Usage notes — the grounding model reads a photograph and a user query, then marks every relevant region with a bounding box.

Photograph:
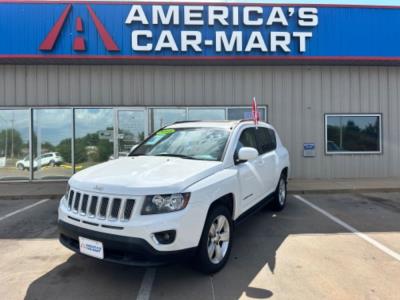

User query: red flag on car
[251,97,259,125]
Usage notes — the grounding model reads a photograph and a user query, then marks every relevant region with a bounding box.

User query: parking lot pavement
[0,193,399,300]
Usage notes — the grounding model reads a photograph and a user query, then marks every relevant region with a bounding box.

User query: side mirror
[238,147,259,162]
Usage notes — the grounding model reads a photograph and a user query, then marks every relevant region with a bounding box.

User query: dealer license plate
[79,237,104,259]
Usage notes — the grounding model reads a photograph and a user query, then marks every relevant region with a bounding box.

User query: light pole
[10,112,14,158]
[0,114,9,158]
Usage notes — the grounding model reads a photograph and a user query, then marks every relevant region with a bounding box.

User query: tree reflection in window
[326,115,381,153]
[75,109,114,170]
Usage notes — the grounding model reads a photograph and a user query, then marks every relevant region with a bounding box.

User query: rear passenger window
[255,127,276,154]
[268,129,277,150]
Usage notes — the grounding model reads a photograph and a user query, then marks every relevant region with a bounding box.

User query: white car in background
[58,120,290,273]
[16,152,63,170]
[36,152,63,167]
[16,156,38,171]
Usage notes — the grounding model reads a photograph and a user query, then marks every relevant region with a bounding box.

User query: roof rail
[172,120,203,124]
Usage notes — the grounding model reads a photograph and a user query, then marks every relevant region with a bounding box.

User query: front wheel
[194,205,233,274]
[270,174,287,211]
[17,164,25,171]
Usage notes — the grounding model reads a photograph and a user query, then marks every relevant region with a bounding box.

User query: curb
[288,188,400,194]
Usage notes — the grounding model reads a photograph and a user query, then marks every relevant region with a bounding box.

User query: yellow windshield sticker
[156,128,175,135]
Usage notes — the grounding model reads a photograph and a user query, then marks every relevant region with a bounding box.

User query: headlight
[141,193,190,215]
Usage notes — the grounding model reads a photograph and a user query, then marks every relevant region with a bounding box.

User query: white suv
[58,120,290,273]
[36,152,63,167]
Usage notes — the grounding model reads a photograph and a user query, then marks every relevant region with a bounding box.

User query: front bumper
[59,220,196,266]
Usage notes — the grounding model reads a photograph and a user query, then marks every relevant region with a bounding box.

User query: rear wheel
[270,174,287,211]
[195,205,233,274]
[49,160,56,167]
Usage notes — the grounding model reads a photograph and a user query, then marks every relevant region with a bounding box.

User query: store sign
[124,5,317,54]
[0,2,399,61]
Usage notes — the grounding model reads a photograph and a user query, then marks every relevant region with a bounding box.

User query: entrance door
[116,109,147,158]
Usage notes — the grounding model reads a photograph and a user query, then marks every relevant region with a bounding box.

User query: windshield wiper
[154,153,198,160]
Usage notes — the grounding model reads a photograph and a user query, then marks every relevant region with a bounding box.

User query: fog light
[153,230,176,245]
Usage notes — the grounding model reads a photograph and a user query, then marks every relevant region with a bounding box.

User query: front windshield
[130,127,230,161]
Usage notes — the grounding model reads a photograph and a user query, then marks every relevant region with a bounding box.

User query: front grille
[111,198,121,219]
[68,190,74,208]
[68,189,135,222]
[124,199,135,221]
[89,196,98,216]
[80,194,89,215]
[99,197,109,218]
[73,192,81,212]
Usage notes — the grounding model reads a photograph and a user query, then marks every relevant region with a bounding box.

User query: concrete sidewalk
[0,178,399,200]
[289,177,400,194]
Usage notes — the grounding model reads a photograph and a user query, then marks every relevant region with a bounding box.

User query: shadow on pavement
[24,254,145,300]
[21,193,400,299]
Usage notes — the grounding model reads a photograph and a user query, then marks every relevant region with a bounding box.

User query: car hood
[70,156,223,195]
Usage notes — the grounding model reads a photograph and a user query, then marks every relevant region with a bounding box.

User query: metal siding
[4,65,15,106]
[0,64,399,179]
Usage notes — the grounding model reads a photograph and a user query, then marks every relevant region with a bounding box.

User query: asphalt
[0,177,399,200]
[0,192,399,299]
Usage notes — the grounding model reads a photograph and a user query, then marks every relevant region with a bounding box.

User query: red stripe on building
[39,4,72,51]
[76,17,83,32]
[73,36,86,51]
[86,5,119,52]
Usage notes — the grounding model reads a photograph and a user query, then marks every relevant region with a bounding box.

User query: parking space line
[0,199,50,222]
[294,195,400,262]
[136,268,156,300]
[209,276,216,300]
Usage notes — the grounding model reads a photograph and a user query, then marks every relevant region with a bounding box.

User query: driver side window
[234,128,258,163]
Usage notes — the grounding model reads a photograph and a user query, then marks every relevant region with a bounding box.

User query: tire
[17,164,25,171]
[270,173,288,212]
[49,160,56,167]
[194,205,233,274]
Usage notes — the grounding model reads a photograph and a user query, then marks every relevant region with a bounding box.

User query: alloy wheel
[278,178,286,206]
[207,215,230,264]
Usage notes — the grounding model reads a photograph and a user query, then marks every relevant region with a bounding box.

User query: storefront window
[117,110,146,157]
[33,109,73,179]
[75,109,114,171]
[227,107,267,122]
[150,108,186,132]
[0,110,30,180]
[0,105,268,181]
[188,108,226,121]
[325,114,382,154]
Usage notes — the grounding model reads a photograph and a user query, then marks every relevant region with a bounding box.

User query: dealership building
[0,0,399,181]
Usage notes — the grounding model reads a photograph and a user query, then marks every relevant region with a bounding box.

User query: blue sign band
[0,2,399,60]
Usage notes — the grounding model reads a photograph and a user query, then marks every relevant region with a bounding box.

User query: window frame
[324,113,383,155]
